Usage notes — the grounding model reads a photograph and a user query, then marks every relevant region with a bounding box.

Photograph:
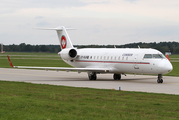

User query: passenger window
[118,57,120,60]
[144,54,152,58]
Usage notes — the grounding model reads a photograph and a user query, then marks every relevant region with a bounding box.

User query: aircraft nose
[158,59,173,73]
[165,62,173,73]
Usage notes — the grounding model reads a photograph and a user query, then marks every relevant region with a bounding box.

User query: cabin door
[133,54,139,69]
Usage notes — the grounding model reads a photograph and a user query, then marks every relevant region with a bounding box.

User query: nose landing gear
[157,74,163,83]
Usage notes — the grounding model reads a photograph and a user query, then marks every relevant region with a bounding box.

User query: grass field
[0,52,179,119]
[0,81,179,120]
[0,52,71,68]
[0,52,178,76]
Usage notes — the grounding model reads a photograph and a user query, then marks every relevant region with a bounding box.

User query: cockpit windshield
[144,54,152,58]
[144,54,166,59]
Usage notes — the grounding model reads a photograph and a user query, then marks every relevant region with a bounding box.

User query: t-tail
[35,26,78,60]
[56,26,74,50]
[35,26,75,50]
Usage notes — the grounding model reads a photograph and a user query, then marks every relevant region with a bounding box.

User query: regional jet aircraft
[7,26,173,83]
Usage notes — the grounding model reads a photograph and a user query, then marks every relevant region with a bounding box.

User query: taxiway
[0,68,179,95]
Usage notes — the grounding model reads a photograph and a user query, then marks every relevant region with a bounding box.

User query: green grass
[0,81,179,120]
[0,52,70,68]
[0,52,179,119]
[165,62,179,76]
[169,55,179,58]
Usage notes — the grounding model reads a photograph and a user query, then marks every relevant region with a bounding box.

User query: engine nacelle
[59,48,78,60]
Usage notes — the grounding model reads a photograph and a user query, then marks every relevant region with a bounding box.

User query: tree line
[3,43,61,53]
[75,41,179,54]
[2,41,179,54]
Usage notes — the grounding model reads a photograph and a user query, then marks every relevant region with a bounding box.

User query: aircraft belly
[72,61,107,68]
[114,62,137,73]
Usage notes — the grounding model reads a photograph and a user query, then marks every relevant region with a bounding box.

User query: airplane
[7,26,173,83]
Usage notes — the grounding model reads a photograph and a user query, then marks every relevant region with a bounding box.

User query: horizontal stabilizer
[34,26,76,50]
[34,26,76,31]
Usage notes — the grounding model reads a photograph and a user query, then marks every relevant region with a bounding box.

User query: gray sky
[1,0,179,45]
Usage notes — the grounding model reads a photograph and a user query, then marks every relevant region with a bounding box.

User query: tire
[113,74,117,80]
[93,75,97,80]
[113,74,121,80]
[160,79,163,83]
[118,74,121,80]
[89,75,93,80]
[157,79,160,83]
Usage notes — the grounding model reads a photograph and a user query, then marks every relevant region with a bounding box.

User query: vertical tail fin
[35,26,75,50]
[56,26,74,50]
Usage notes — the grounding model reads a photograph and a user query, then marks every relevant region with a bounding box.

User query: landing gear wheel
[113,74,117,80]
[113,74,121,80]
[157,79,160,83]
[160,79,163,83]
[157,79,163,83]
[89,75,93,80]
[88,72,97,80]
[157,74,163,83]
[93,75,97,80]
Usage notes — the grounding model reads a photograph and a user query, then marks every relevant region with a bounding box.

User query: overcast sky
[1,0,179,45]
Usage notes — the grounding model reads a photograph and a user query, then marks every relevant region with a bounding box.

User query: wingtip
[166,54,170,61]
[7,55,14,68]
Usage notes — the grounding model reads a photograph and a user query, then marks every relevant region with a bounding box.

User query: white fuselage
[62,48,173,75]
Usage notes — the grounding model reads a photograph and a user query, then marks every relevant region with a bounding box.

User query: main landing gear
[88,72,122,80]
[113,74,121,80]
[88,72,97,80]
[157,74,163,83]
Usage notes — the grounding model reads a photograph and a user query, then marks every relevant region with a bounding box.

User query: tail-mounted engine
[59,48,78,60]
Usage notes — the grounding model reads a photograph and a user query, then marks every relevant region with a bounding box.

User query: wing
[7,55,109,73]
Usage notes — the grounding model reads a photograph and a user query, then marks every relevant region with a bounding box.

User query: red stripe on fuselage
[75,60,150,64]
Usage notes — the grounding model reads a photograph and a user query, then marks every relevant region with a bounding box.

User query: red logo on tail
[61,36,67,49]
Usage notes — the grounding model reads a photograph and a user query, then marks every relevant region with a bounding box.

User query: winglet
[7,55,14,68]
[166,54,170,61]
